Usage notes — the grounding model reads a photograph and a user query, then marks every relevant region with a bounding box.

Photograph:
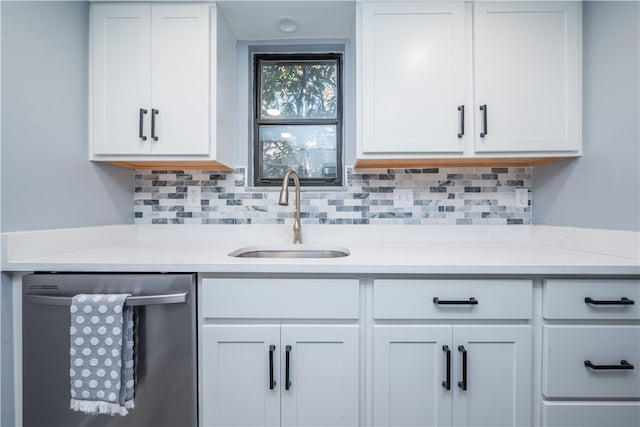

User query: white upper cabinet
[474,1,581,153]
[356,1,582,164]
[91,3,235,168]
[359,1,467,155]
[149,5,210,155]
[92,5,151,156]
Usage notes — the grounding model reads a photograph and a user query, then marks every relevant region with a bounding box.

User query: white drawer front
[543,326,640,398]
[544,279,640,320]
[373,280,532,320]
[201,278,359,319]
[542,402,640,427]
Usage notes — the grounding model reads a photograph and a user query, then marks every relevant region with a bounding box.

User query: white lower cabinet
[452,326,532,427]
[200,278,360,427]
[202,325,280,427]
[541,279,640,427]
[373,326,452,427]
[199,277,640,427]
[372,279,533,427]
[202,324,359,427]
[280,326,359,427]
[373,325,532,427]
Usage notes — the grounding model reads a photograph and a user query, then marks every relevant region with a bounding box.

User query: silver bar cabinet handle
[24,292,189,307]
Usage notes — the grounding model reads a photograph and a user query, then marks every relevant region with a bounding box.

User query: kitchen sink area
[229,246,350,259]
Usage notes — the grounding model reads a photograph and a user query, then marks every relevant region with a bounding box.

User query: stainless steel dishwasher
[22,273,197,427]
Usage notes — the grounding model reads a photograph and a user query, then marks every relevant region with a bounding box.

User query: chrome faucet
[278,169,302,244]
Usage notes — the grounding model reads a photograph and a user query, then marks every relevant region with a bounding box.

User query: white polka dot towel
[69,294,135,416]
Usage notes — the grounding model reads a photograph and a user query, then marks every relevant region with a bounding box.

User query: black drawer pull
[433,297,478,305]
[584,360,634,370]
[285,345,292,390]
[268,345,276,390]
[442,345,451,390]
[585,297,635,306]
[458,345,467,391]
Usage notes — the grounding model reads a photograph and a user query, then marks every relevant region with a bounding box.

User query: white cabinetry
[90,3,234,169]
[474,1,581,153]
[356,1,581,167]
[541,279,640,427]
[91,4,151,156]
[200,278,359,427]
[359,1,466,155]
[371,280,533,427]
[202,325,280,427]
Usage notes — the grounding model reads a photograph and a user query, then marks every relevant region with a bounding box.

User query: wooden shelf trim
[99,160,234,171]
[100,157,570,172]
[353,157,570,169]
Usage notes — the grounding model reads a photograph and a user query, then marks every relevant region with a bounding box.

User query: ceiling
[217,1,356,41]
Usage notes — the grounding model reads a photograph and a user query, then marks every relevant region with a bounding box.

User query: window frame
[252,52,344,187]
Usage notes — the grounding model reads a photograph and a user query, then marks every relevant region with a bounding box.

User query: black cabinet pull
[585,297,635,306]
[139,108,147,141]
[457,105,465,138]
[433,297,478,305]
[442,345,451,390]
[479,104,488,137]
[584,360,634,370]
[269,345,276,390]
[151,109,159,141]
[458,345,467,390]
[285,345,292,390]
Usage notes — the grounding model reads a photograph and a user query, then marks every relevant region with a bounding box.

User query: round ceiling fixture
[276,17,299,33]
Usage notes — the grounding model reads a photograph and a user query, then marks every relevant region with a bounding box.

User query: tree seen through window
[254,53,343,186]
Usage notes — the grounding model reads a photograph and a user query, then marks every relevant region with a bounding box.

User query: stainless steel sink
[229,246,350,259]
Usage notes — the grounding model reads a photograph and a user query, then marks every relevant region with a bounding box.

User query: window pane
[260,61,338,119]
[258,125,338,179]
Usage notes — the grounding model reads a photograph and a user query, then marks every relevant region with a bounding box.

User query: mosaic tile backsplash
[134,167,531,225]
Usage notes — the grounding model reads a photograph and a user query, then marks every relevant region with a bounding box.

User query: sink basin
[229,246,350,259]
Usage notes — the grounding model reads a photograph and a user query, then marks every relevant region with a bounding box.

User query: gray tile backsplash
[134,167,532,225]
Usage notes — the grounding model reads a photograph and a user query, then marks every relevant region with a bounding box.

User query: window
[253,53,343,186]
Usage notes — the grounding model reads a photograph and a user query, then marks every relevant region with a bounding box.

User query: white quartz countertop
[2,225,639,276]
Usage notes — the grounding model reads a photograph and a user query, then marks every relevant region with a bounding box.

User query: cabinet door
[150,5,210,155]
[201,325,280,427]
[452,326,532,427]
[373,325,452,427]
[474,1,580,153]
[360,1,466,154]
[281,325,359,427]
[92,4,151,155]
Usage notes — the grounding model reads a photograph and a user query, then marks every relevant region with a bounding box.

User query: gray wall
[1,1,133,232]
[534,1,640,231]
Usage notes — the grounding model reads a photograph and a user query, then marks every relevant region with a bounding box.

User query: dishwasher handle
[24,292,189,307]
